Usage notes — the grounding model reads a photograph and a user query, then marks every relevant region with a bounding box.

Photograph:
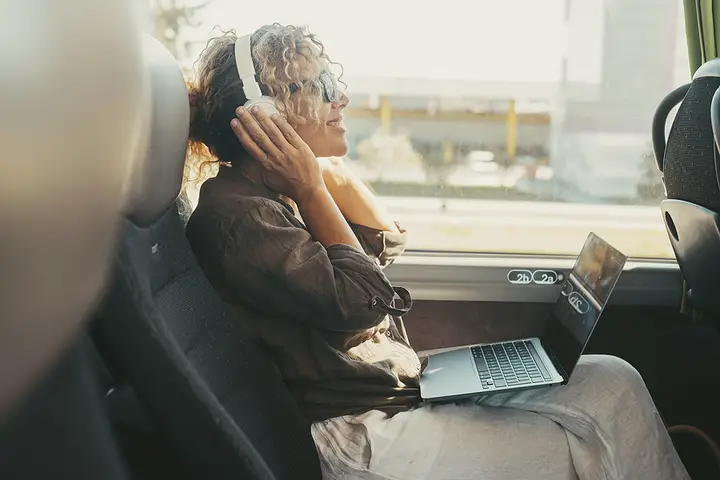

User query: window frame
[385,253,681,307]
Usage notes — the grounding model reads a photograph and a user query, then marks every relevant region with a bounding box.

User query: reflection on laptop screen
[540,233,627,378]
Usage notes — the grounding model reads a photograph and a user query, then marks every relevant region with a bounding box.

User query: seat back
[0,0,147,417]
[91,36,321,480]
[657,59,720,315]
[0,1,146,478]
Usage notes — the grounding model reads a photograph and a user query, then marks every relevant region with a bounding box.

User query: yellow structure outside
[346,98,545,162]
[506,99,517,159]
[345,102,550,126]
[379,95,392,134]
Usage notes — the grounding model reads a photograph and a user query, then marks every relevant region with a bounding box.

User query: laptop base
[420,338,564,402]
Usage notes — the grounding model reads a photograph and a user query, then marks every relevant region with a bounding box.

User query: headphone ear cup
[244,97,279,117]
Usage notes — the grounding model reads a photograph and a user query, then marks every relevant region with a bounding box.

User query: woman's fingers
[233,106,284,161]
[271,114,308,150]
[230,118,271,166]
[248,106,296,153]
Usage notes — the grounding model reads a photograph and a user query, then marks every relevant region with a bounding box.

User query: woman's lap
[313,401,575,480]
[478,354,688,479]
[311,354,689,480]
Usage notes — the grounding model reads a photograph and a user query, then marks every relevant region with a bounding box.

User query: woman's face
[287,67,350,158]
[294,90,349,158]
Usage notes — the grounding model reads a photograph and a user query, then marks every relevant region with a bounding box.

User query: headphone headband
[234,34,263,101]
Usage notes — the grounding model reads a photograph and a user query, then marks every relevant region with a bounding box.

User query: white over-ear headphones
[234,33,279,116]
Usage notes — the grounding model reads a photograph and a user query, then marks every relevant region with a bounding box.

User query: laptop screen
[540,233,627,378]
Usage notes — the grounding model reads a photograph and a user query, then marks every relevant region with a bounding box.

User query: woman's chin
[318,143,348,159]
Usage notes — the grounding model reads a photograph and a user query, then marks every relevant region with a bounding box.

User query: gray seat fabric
[91,35,321,480]
[659,59,720,316]
[662,61,720,211]
[0,336,131,480]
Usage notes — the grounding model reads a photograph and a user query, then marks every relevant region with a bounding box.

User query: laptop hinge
[541,338,570,384]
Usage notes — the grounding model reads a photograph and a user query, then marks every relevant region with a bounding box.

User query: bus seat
[0,0,147,418]
[90,35,322,480]
[0,0,146,478]
[655,59,720,316]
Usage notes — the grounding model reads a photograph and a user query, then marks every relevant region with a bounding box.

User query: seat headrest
[0,0,147,416]
[658,58,720,316]
[694,58,720,80]
[663,58,720,211]
[123,35,190,227]
[710,66,720,168]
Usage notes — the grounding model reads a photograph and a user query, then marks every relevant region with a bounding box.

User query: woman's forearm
[295,185,363,251]
[323,160,400,233]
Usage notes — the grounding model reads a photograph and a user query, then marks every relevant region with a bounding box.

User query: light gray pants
[311,355,690,480]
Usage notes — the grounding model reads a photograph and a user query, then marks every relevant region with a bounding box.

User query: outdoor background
[140,0,689,258]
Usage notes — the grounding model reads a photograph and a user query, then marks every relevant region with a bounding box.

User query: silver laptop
[420,232,627,401]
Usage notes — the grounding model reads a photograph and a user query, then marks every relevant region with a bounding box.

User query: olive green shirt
[186,166,422,422]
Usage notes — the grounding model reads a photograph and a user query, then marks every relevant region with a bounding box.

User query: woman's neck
[237,161,264,185]
[235,160,299,215]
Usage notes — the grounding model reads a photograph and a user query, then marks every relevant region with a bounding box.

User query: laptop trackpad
[420,348,480,400]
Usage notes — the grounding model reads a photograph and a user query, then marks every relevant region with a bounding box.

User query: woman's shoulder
[188,176,295,230]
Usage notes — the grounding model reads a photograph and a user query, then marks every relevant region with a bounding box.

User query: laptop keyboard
[471,341,553,389]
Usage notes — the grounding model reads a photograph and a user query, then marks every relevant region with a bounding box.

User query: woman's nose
[335,91,349,109]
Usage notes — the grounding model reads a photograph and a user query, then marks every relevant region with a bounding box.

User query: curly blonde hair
[185,24,342,183]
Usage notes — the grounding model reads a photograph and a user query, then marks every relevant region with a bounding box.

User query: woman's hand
[231,106,363,251]
[231,106,324,202]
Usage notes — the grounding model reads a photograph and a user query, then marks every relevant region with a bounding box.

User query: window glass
[150,0,689,258]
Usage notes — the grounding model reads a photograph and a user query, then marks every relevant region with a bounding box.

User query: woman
[185,24,689,479]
